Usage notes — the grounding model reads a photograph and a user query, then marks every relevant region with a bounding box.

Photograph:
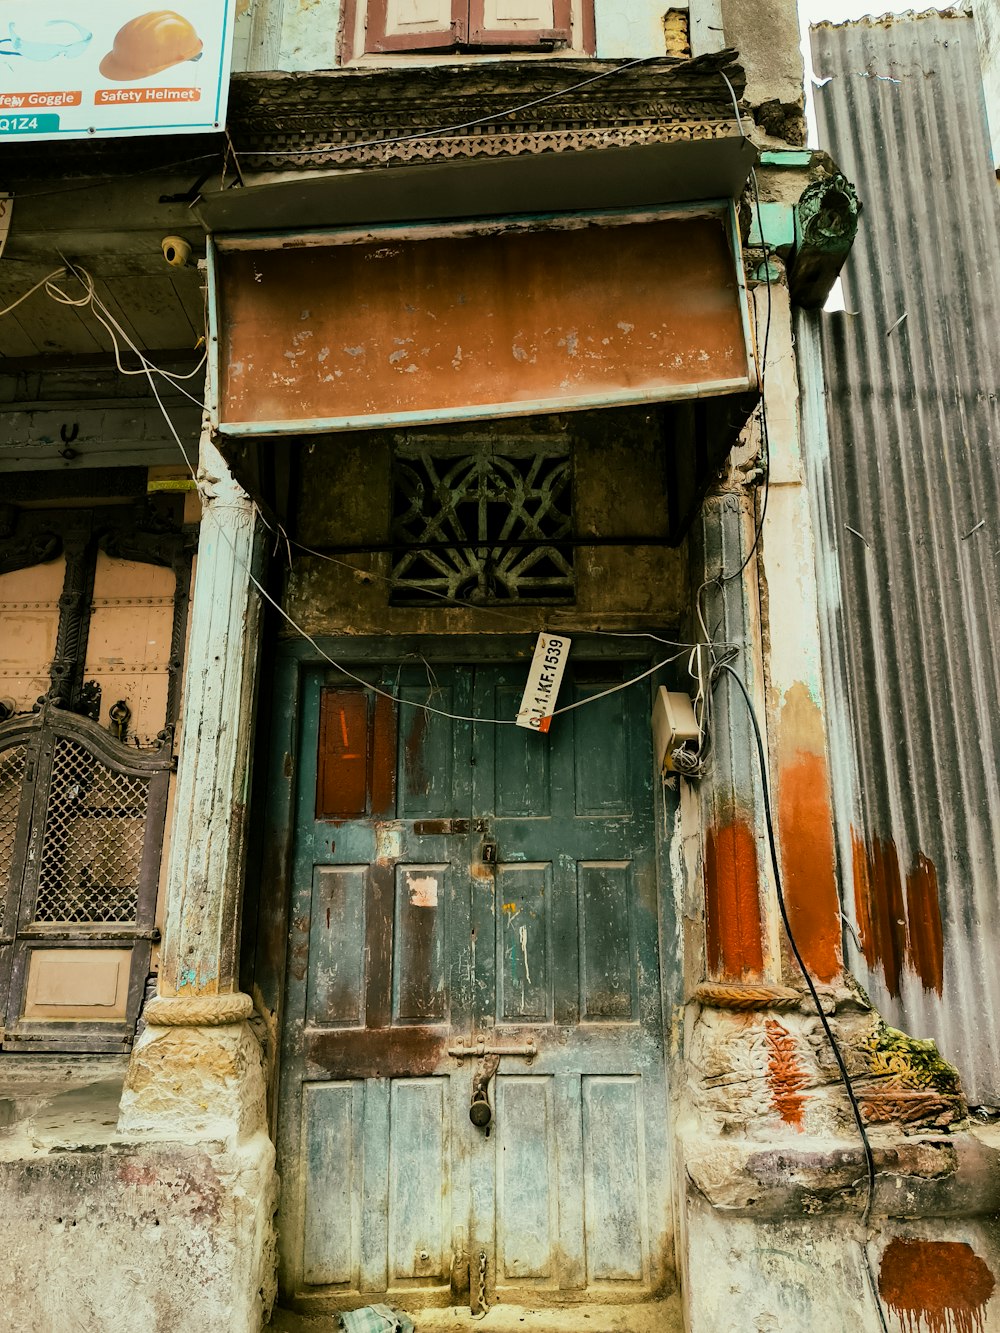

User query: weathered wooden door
[277,656,672,1313]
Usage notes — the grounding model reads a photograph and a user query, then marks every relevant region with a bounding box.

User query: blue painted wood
[306,867,367,1027]
[302,1082,359,1285]
[582,1076,645,1282]
[275,654,674,1312]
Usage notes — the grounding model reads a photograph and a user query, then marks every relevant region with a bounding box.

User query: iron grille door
[0,704,171,1052]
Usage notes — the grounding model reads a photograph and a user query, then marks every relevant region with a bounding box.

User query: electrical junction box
[652,687,701,773]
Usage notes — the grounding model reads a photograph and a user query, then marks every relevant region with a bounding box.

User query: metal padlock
[469,1093,492,1129]
[469,1051,499,1130]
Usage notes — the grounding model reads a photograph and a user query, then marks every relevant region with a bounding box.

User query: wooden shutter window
[363,0,580,53]
[365,0,466,53]
[468,0,572,47]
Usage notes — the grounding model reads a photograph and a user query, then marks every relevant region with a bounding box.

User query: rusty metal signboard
[209,205,755,436]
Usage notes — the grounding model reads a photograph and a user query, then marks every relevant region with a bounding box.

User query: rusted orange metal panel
[215,210,754,435]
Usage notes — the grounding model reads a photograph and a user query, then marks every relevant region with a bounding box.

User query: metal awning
[195,137,757,234]
[207,203,757,437]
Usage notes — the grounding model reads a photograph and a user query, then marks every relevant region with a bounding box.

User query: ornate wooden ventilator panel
[0,495,194,1051]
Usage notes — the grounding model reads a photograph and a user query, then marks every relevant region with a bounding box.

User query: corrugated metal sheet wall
[803,12,1000,1103]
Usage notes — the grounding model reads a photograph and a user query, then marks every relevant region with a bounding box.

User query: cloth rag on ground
[339,1305,415,1333]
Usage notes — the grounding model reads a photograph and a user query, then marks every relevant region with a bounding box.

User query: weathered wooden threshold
[269,1297,683,1332]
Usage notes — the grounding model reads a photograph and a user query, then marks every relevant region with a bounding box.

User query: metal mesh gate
[0,744,26,913]
[33,739,151,925]
[0,708,171,1051]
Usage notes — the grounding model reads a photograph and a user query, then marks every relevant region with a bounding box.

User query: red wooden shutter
[467,0,572,47]
[365,0,466,52]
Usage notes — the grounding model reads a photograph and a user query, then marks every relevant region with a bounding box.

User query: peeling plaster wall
[0,1139,276,1333]
[233,0,688,71]
[593,2,676,59]
[0,1056,276,1333]
[684,1207,1000,1333]
[757,278,842,986]
[719,0,805,139]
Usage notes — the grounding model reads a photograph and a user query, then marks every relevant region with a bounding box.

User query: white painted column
[151,433,264,1015]
[119,431,268,1137]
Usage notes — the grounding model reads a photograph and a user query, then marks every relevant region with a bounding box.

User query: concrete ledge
[0,1133,276,1333]
[685,1125,1000,1220]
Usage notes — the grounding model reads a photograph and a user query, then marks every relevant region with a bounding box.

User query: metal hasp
[789,172,862,308]
[449,1039,538,1058]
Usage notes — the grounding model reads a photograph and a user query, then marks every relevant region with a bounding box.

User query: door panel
[278,656,672,1311]
[302,1082,359,1285]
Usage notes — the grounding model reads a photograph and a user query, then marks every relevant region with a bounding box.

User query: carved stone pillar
[119,432,267,1137]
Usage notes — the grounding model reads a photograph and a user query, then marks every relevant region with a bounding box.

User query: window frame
[364,0,466,53]
[467,0,573,49]
[342,0,593,63]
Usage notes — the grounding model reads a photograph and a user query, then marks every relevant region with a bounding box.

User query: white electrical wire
[0,267,73,318]
[1,261,209,405]
[33,237,737,733]
[56,263,208,400]
[292,536,733,651]
[120,344,693,728]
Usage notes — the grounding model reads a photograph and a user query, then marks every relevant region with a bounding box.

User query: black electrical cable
[715,663,890,1333]
[721,166,773,585]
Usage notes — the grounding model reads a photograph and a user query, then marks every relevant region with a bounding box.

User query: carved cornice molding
[240,118,737,171]
[228,52,748,166]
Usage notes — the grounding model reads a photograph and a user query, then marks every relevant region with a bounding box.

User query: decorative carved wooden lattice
[390,440,573,604]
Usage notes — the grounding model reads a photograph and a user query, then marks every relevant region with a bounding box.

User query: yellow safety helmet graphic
[99,11,203,81]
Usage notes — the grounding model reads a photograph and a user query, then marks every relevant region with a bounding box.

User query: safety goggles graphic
[0,20,92,62]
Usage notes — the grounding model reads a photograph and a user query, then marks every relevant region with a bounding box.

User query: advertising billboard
[0,2,236,140]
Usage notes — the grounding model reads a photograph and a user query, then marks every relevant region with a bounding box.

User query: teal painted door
[277,659,672,1313]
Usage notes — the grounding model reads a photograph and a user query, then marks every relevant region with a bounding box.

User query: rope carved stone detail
[143,992,253,1026]
[693,981,804,1011]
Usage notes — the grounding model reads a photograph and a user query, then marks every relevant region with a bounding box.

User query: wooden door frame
[250,633,684,1303]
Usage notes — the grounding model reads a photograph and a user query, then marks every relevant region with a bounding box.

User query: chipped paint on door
[276,657,673,1313]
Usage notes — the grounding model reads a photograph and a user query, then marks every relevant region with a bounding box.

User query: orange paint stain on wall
[879,1238,995,1333]
[906,853,945,996]
[777,748,842,984]
[852,832,944,997]
[764,1017,808,1129]
[705,817,764,982]
[852,830,907,997]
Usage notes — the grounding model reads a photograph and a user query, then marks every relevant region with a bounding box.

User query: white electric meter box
[652,687,701,773]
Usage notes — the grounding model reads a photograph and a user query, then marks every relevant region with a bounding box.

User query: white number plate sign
[515,633,571,733]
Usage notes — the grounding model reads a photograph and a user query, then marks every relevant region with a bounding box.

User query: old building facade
[0,1,997,1330]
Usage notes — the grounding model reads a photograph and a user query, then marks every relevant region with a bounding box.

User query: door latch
[469,1052,500,1131]
[413,819,470,836]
